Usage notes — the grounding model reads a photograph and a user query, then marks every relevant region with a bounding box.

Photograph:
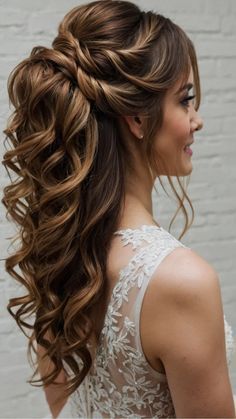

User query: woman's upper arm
[150,248,235,417]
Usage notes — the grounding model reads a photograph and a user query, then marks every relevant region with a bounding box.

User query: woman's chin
[178,164,193,177]
[156,158,193,177]
[166,164,193,177]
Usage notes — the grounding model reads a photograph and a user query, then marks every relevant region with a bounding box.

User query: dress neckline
[113,223,163,235]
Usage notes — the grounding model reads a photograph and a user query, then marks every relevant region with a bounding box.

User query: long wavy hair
[2,0,201,400]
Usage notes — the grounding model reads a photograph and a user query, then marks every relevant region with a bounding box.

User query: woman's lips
[184,145,193,156]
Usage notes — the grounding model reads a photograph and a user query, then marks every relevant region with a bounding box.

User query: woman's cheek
[172,115,190,140]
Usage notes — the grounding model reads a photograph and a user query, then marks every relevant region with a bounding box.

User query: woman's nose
[191,111,204,132]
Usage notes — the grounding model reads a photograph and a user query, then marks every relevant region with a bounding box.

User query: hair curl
[2,0,200,401]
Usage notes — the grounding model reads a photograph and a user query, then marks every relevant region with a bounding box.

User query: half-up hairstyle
[2,0,201,400]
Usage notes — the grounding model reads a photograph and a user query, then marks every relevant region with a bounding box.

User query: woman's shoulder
[149,246,220,305]
[142,246,224,351]
[141,245,225,371]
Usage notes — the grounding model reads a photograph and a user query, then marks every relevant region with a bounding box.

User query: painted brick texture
[0,0,235,417]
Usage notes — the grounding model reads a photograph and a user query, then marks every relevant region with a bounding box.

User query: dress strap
[113,224,164,249]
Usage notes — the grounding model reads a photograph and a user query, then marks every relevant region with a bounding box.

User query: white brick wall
[0,0,235,417]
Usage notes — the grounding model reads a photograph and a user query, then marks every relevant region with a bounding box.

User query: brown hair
[1,0,200,400]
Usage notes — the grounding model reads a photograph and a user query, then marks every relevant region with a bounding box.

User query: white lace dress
[58,225,235,419]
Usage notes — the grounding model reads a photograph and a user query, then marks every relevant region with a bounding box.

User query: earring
[139,133,144,139]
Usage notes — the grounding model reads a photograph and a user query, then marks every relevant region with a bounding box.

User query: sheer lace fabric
[61,225,235,419]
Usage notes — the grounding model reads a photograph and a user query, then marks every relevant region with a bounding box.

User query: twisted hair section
[1,0,200,400]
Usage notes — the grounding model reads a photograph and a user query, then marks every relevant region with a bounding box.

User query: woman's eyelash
[181,94,196,107]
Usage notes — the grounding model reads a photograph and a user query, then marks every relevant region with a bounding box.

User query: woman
[2,0,235,417]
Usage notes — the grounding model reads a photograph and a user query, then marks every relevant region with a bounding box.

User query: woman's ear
[121,115,145,139]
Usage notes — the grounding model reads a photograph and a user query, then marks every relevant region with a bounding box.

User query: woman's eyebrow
[175,82,193,95]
